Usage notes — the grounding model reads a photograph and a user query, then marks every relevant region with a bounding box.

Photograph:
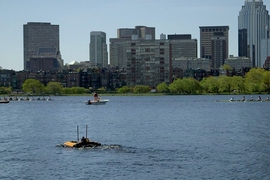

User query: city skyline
[1,0,270,71]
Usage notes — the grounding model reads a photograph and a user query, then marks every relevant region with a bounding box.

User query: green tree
[168,79,184,94]
[97,87,106,93]
[62,87,72,94]
[222,64,232,71]
[70,87,88,94]
[118,86,132,93]
[156,82,169,93]
[245,68,264,92]
[218,76,233,93]
[133,85,151,93]
[0,86,12,94]
[200,78,208,93]
[261,71,270,92]
[231,76,245,93]
[22,79,44,94]
[200,76,219,93]
[46,82,63,95]
[182,78,201,94]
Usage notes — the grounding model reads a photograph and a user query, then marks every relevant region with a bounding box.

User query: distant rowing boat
[216,99,270,102]
[0,99,9,103]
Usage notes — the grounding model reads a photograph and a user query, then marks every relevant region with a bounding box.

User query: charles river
[1,95,270,180]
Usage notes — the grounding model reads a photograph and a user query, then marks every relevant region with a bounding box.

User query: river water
[0,95,270,179]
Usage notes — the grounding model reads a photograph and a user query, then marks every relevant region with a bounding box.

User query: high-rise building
[23,22,62,71]
[89,31,108,67]
[117,26,155,40]
[199,26,229,71]
[238,29,248,57]
[211,32,227,70]
[238,0,270,68]
[199,26,229,60]
[167,34,197,60]
[110,26,156,69]
[109,38,127,69]
[124,39,172,87]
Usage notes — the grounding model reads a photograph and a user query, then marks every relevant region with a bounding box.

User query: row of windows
[201,28,227,32]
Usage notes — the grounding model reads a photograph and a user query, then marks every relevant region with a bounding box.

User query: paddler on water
[241,96,245,101]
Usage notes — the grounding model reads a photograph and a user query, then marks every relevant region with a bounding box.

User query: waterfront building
[89,31,108,68]
[124,39,172,87]
[224,56,252,71]
[238,0,270,68]
[199,26,229,74]
[110,25,156,69]
[173,58,211,72]
[109,38,127,69]
[211,32,227,71]
[199,26,229,60]
[167,34,197,60]
[23,22,63,71]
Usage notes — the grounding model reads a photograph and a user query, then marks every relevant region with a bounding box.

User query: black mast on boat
[77,125,79,142]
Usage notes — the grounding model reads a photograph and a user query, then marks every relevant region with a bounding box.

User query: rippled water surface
[1,95,270,179]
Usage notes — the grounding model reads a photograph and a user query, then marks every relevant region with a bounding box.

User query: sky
[1,0,270,71]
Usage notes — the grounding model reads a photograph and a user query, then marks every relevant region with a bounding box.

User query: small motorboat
[62,125,101,148]
[86,92,109,105]
[85,99,109,105]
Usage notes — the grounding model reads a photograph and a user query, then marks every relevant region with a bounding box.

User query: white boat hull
[85,99,109,105]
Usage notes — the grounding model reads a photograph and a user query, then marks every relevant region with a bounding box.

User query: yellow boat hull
[64,141,78,147]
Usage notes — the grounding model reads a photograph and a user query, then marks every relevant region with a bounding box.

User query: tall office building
[199,26,229,70]
[23,22,62,71]
[167,34,197,60]
[238,0,270,68]
[89,31,108,67]
[117,26,155,40]
[124,39,172,87]
[211,32,227,70]
[238,29,248,57]
[110,25,156,68]
[199,26,229,60]
[261,28,270,67]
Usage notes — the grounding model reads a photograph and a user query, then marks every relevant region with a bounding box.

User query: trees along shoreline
[1,68,270,96]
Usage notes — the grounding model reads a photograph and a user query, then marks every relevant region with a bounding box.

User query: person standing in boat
[93,92,99,102]
[81,136,86,145]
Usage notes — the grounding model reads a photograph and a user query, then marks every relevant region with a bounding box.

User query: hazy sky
[1,0,270,71]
